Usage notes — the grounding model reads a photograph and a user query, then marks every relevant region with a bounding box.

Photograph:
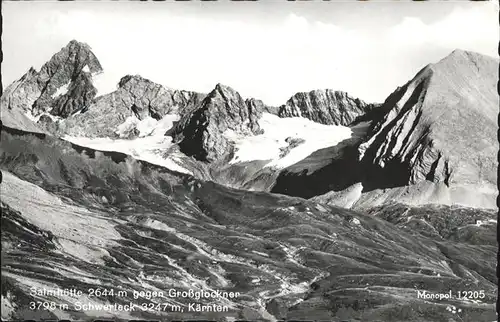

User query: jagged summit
[1,39,103,121]
[39,40,103,78]
[210,83,241,100]
[210,83,249,104]
[67,39,90,46]
[172,83,265,162]
[26,67,38,76]
[214,83,230,91]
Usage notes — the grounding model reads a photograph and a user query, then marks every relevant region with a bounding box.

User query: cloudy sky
[2,1,498,106]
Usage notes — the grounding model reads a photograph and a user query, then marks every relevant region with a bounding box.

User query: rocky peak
[358,49,497,192]
[214,83,232,93]
[278,89,372,126]
[440,49,483,63]
[200,83,263,133]
[1,40,103,120]
[37,40,102,117]
[172,83,264,162]
[36,40,102,92]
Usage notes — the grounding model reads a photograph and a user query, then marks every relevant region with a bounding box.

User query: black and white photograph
[0,1,498,321]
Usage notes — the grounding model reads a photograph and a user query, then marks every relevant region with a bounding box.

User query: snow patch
[226,113,351,169]
[252,250,270,257]
[82,65,90,73]
[41,113,62,122]
[115,114,179,138]
[182,91,191,100]
[24,110,63,124]
[115,116,139,138]
[474,219,497,227]
[139,114,179,137]
[56,238,110,265]
[53,83,70,98]
[65,113,189,174]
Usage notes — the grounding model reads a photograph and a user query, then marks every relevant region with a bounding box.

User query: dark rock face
[358,50,498,189]
[50,72,98,118]
[278,90,372,126]
[1,40,103,119]
[34,40,102,116]
[172,84,265,162]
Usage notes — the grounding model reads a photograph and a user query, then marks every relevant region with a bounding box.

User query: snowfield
[63,114,191,175]
[63,113,351,177]
[63,135,191,175]
[226,113,352,169]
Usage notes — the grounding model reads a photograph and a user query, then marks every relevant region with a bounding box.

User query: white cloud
[387,2,498,55]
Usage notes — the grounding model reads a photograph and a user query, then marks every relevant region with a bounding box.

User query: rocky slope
[1,125,497,321]
[171,84,266,162]
[1,40,102,121]
[54,75,205,138]
[278,89,373,126]
[273,50,498,210]
[360,50,497,187]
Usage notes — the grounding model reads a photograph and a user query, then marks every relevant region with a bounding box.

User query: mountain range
[1,40,498,321]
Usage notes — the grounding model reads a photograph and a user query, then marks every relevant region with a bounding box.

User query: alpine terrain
[1,40,497,322]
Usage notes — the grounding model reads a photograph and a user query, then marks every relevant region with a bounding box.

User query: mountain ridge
[278,89,375,126]
[1,41,496,210]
